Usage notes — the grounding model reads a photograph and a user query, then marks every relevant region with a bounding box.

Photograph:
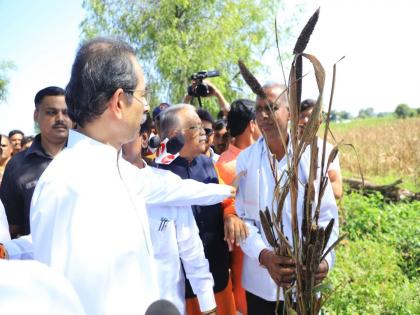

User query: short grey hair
[159,104,195,139]
[258,82,288,105]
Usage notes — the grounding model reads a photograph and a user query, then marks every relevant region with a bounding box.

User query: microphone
[155,133,185,165]
[145,299,180,315]
[149,135,161,149]
[144,134,161,156]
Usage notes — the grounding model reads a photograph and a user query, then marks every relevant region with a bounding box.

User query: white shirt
[5,162,232,260]
[0,200,10,243]
[317,137,340,173]
[133,163,231,314]
[148,204,215,315]
[0,259,85,315]
[236,137,339,301]
[30,130,159,315]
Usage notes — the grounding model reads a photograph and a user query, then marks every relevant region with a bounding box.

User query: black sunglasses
[204,128,214,137]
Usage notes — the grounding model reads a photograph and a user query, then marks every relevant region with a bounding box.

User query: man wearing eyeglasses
[30,38,158,315]
[158,104,248,315]
[234,83,339,314]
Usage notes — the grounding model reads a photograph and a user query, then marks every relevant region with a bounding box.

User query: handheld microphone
[144,134,161,156]
[149,135,161,149]
[145,299,180,315]
[155,133,185,165]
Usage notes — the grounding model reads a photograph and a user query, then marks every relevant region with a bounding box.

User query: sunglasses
[204,128,214,137]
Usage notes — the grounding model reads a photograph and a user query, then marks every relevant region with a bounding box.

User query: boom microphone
[155,133,185,165]
[145,299,180,315]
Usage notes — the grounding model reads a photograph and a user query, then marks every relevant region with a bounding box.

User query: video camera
[187,70,220,97]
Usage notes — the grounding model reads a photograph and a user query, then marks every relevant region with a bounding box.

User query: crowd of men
[0,37,341,315]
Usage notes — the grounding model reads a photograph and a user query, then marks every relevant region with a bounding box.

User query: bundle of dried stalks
[239,8,345,315]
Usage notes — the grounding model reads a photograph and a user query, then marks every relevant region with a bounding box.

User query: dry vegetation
[328,116,420,190]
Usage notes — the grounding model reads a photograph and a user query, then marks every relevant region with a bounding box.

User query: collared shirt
[139,163,233,314]
[148,202,215,314]
[317,137,340,173]
[30,130,159,315]
[236,137,339,302]
[209,147,220,163]
[0,200,10,243]
[158,155,230,297]
[0,134,53,235]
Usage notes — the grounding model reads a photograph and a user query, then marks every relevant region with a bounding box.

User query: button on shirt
[0,134,53,235]
[30,130,159,315]
[236,137,339,302]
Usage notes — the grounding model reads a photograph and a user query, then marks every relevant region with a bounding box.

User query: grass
[322,116,420,192]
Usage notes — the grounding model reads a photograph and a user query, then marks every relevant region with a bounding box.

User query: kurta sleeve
[176,207,216,312]
[137,167,232,206]
[3,234,33,259]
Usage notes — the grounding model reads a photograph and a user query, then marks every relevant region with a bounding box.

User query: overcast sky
[1,0,419,135]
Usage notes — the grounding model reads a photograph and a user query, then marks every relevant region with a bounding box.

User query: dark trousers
[246,291,284,315]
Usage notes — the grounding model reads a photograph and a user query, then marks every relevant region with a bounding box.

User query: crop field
[321,116,419,314]
[327,116,420,191]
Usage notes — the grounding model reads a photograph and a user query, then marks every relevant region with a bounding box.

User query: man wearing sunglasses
[196,108,219,163]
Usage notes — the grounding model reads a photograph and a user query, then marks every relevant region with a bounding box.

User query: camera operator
[184,80,230,118]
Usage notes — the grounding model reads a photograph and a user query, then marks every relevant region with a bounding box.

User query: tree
[394,103,415,119]
[81,0,283,114]
[0,61,15,102]
[358,107,375,119]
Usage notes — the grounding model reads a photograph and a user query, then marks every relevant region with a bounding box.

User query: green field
[321,116,420,314]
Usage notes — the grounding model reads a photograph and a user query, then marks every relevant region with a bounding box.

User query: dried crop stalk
[238,7,346,315]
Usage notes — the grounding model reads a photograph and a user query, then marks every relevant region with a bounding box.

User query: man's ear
[140,132,149,149]
[108,88,126,120]
[33,109,39,122]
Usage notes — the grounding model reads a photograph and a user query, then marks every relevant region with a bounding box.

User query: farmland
[328,116,420,191]
[322,116,420,314]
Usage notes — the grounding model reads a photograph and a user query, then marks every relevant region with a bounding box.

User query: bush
[324,240,420,314]
[340,192,420,278]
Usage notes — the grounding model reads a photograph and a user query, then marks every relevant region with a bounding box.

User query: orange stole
[186,277,236,315]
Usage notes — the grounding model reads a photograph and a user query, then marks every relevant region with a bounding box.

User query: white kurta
[138,163,231,314]
[0,200,11,243]
[0,259,85,315]
[30,130,158,315]
[6,159,232,260]
[236,137,339,302]
[148,204,215,315]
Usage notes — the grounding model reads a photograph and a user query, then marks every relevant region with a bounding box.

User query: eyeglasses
[255,102,282,115]
[204,128,214,137]
[125,88,152,106]
[183,124,205,133]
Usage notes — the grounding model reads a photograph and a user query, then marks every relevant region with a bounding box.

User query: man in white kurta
[235,83,339,314]
[31,130,158,315]
[30,38,159,315]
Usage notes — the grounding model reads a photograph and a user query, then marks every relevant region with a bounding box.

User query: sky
[1,0,419,135]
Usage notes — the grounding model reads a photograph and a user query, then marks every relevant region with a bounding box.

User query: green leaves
[81,0,279,113]
[0,61,16,103]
